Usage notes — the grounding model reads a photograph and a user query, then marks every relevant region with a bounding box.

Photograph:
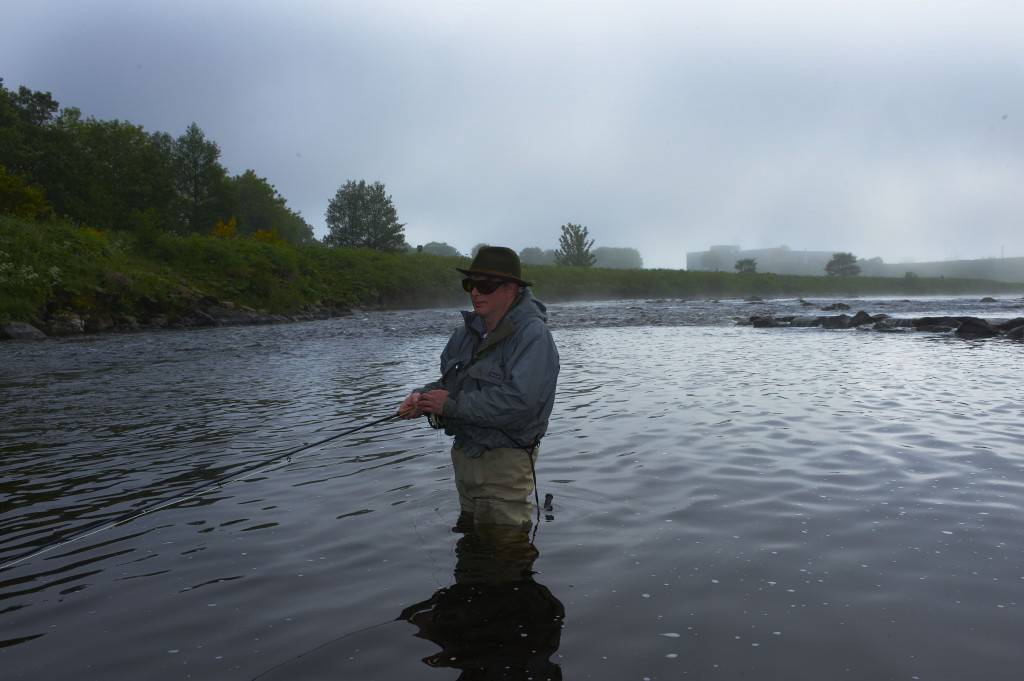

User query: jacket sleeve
[443,320,558,429]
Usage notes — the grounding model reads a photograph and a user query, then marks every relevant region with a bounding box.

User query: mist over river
[2,296,1023,680]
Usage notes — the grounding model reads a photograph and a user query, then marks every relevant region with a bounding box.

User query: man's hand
[417,389,449,415]
[398,391,422,419]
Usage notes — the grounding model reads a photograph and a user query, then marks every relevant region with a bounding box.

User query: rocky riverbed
[743,300,1024,340]
[1,296,352,341]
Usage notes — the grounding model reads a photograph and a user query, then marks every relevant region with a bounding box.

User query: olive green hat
[457,246,532,287]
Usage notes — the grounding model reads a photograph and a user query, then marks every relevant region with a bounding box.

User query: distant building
[686,245,836,276]
[686,245,1024,282]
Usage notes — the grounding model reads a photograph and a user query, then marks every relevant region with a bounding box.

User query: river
[2,296,1023,680]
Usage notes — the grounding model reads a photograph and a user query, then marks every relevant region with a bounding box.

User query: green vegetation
[4,216,1021,329]
[0,216,463,327]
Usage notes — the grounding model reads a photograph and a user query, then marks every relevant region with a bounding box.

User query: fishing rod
[0,411,404,572]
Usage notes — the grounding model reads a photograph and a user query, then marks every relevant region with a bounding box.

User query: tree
[520,247,557,265]
[59,115,179,232]
[734,258,757,274]
[173,122,229,233]
[594,246,643,269]
[324,180,407,251]
[554,223,595,267]
[226,170,314,245]
[825,252,861,276]
[420,241,462,257]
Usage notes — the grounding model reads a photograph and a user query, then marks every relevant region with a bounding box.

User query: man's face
[467,277,517,321]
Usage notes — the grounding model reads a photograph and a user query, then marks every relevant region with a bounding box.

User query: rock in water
[1006,325,1024,341]
[821,315,851,329]
[47,311,85,336]
[849,310,874,327]
[750,315,784,328]
[1,322,46,341]
[996,317,1024,332]
[789,316,822,327]
[955,317,999,338]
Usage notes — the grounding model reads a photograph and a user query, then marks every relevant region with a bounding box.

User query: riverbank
[3,216,1023,339]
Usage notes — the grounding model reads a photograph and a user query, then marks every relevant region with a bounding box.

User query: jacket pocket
[466,361,505,385]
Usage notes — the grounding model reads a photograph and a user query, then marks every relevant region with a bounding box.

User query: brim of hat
[456,267,532,287]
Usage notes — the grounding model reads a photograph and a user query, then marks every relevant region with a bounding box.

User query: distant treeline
[0,79,313,244]
[3,216,1021,331]
[520,246,643,269]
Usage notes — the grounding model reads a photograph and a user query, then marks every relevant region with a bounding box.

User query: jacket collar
[462,293,524,357]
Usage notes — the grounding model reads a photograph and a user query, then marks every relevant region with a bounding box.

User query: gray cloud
[3,0,1022,267]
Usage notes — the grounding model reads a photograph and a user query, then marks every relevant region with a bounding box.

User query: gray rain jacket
[422,289,559,457]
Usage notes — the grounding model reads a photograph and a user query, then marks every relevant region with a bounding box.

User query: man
[399,246,559,530]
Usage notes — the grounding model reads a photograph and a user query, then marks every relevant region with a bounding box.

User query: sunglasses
[461,278,506,294]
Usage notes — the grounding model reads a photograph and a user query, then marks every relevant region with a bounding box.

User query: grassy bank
[2,216,1022,329]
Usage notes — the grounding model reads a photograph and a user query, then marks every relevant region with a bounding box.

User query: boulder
[955,317,1000,338]
[913,316,961,329]
[874,318,912,332]
[1,322,46,341]
[996,317,1024,332]
[849,310,874,327]
[1006,325,1024,341]
[47,311,85,336]
[979,297,997,303]
[750,315,785,328]
[821,314,851,329]
[789,316,822,327]
[84,313,114,333]
[191,310,218,327]
[115,315,140,331]
[798,298,815,307]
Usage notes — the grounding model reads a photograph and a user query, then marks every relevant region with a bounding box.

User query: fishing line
[0,412,403,572]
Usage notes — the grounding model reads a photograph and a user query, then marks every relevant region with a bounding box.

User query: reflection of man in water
[399,246,559,530]
[399,527,565,680]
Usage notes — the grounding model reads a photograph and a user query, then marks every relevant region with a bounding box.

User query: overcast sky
[3,0,1022,268]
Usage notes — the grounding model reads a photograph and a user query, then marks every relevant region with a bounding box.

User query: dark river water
[2,296,1023,680]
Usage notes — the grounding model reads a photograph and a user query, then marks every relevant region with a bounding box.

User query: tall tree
[554,223,596,267]
[324,180,407,251]
[825,252,861,276]
[173,122,228,233]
